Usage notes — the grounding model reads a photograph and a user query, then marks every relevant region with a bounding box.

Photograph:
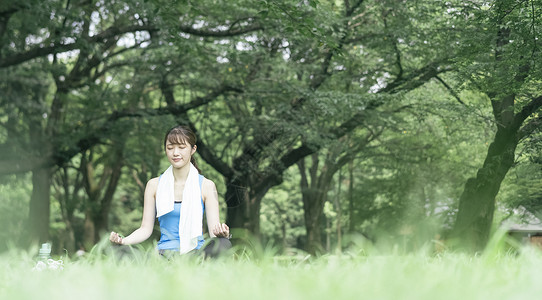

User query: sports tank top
[157,174,205,250]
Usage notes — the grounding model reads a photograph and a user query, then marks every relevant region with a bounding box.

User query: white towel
[155,163,203,254]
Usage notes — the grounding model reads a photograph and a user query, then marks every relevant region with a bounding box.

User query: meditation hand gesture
[212,223,230,238]
[109,231,124,245]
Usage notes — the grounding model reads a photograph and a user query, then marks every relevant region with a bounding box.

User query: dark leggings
[202,237,232,258]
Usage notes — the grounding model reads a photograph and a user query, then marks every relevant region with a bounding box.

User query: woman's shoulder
[142,177,159,198]
[146,177,160,189]
[201,178,217,198]
[201,177,216,189]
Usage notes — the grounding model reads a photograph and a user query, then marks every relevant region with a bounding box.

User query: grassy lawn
[1,241,542,300]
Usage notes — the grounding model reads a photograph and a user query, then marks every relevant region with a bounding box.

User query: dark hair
[164,125,201,173]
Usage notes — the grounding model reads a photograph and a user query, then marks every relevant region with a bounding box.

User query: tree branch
[346,0,365,17]
[515,95,542,128]
[434,75,465,105]
[159,80,236,178]
[178,20,262,37]
[1,8,264,69]
[0,43,81,68]
[0,24,157,68]
[0,83,241,175]
[252,58,448,193]
[296,157,309,190]
[519,114,542,140]
[381,60,452,94]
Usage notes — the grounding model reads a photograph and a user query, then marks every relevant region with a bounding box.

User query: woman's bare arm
[203,179,230,238]
[110,178,158,245]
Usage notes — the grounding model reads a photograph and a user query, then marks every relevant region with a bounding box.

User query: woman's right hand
[109,231,124,245]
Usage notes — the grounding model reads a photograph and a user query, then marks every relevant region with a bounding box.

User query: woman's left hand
[212,223,230,238]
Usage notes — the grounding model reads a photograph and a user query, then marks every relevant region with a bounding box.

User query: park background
[1,0,542,259]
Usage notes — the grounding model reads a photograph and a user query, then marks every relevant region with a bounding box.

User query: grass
[1,240,542,300]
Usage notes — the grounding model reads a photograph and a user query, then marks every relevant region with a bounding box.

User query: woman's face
[165,140,196,168]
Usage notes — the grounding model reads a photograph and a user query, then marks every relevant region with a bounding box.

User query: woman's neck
[172,163,190,183]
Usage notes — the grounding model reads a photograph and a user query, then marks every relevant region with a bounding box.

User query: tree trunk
[82,212,95,250]
[451,128,518,251]
[63,220,76,255]
[225,179,250,229]
[335,168,343,253]
[96,153,123,240]
[298,155,332,254]
[54,166,83,254]
[326,215,331,252]
[81,144,124,246]
[298,150,356,254]
[302,190,327,254]
[348,160,355,233]
[225,177,264,238]
[28,167,52,244]
[247,194,262,238]
[56,191,77,254]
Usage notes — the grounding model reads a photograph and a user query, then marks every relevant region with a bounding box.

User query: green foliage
[2,0,542,254]
[341,78,495,248]
[0,175,32,252]
[499,132,542,219]
[451,0,542,99]
[260,168,305,250]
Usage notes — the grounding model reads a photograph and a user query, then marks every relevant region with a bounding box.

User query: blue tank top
[157,175,205,250]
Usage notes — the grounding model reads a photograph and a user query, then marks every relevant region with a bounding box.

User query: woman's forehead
[166,134,188,145]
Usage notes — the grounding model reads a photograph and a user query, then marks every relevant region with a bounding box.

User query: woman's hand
[212,223,230,239]
[109,231,124,245]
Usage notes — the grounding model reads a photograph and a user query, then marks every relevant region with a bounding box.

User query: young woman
[110,125,231,257]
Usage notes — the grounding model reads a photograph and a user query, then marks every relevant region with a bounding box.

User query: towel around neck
[155,163,203,253]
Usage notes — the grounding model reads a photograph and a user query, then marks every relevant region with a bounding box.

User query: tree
[4,0,526,254]
[499,134,542,223]
[161,0,464,242]
[0,0,262,245]
[51,162,85,254]
[297,131,379,254]
[450,0,542,251]
[0,0,160,244]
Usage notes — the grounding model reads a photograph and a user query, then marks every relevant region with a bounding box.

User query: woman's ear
[191,145,197,155]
